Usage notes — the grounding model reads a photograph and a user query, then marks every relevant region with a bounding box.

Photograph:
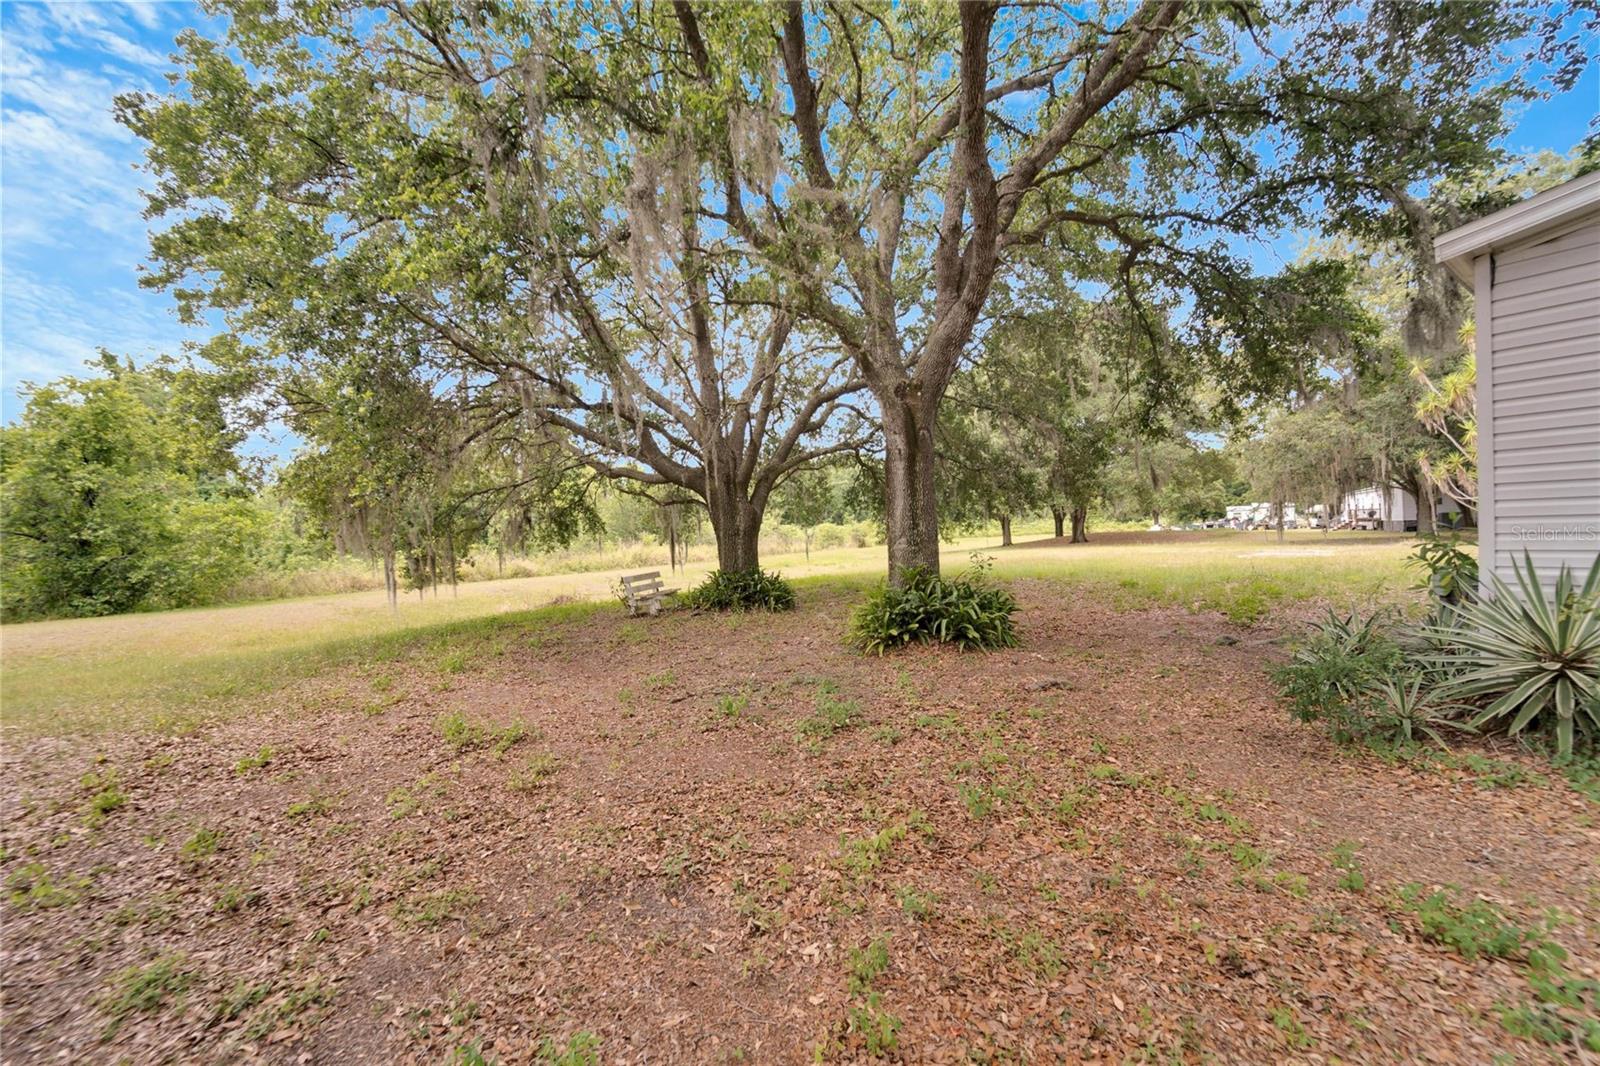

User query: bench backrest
[620,572,665,600]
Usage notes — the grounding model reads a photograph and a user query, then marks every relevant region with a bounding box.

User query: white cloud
[121,3,166,32]
[0,0,201,418]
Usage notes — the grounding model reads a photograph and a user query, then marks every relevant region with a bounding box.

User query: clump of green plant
[238,976,335,1042]
[1556,752,1600,805]
[181,827,223,861]
[714,689,751,721]
[839,823,907,880]
[1369,676,1466,748]
[1330,841,1365,892]
[1274,609,1405,730]
[234,747,275,773]
[1269,1005,1314,1050]
[101,955,193,1038]
[397,888,475,927]
[437,711,527,755]
[1424,552,1600,757]
[797,681,860,746]
[1274,609,1472,751]
[80,767,127,826]
[508,752,560,792]
[894,885,935,920]
[842,936,900,1056]
[1397,884,1532,960]
[681,568,795,612]
[534,1031,601,1065]
[1393,882,1599,1048]
[286,795,330,819]
[1500,970,1600,1051]
[214,978,273,1024]
[848,558,1019,654]
[437,711,485,750]
[732,878,783,935]
[6,862,90,909]
[214,884,263,912]
[1411,534,1479,606]
[1005,927,1063,979]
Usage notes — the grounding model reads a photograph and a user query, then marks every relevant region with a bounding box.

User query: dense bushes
[0,358,268,620]
[849,560,1019,654]
[680,568,796,612]
[1275,550,1600,757]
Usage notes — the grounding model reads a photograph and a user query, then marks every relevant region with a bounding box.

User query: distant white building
[1335,485,1466,532]
[1337,485,1416,531]
[1225,502,1298,529]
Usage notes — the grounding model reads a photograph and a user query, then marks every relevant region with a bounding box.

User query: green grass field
[0,529,1425,736]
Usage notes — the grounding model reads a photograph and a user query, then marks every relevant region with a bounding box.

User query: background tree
[937,403,1039,548]
[1242,403,1368,542]
[119,1,870,576]
[772,466,838,561]
[1309,150,1593,518]
[0,354,263,619]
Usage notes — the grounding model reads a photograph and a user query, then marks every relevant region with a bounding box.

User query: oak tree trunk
[1052,508,1066,539]
[882,392,941,584]
[1070,505,1089,544]
[706,478,763,572]
[999,515,1012,547]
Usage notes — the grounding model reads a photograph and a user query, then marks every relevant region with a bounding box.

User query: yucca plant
[1370,676,1470,749]
[1424,552,1600,756]
[1273,608,1405,727]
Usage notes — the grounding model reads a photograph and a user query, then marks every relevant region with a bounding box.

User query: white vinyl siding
[1482,218,1600,591]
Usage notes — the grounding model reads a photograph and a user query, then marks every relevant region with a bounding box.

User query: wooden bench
[619,571,678,616]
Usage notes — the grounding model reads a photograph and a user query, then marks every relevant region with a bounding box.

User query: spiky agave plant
[1370,676,1470,749]
[1425,552,1600,756]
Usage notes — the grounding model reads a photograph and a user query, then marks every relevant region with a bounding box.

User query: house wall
[1478,216,1600,593]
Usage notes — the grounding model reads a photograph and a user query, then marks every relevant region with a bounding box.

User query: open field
[0,530,1419,736]
[3,549,1596,1063]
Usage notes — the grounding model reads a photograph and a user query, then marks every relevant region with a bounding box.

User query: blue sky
[1,1,1596,433]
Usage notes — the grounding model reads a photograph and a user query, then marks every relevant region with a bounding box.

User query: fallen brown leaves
[2,582,1595,1064]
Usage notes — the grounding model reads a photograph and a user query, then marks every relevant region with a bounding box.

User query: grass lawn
[0,529,1417,736]
[11,530,1590,1064]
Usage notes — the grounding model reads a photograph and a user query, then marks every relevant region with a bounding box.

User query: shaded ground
[3,582,1593,1064]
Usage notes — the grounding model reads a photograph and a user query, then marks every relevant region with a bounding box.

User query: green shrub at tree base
[849,562,1020,655]
[680,569,796,612]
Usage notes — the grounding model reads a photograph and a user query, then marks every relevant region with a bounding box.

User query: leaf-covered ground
[3,581,1595,1063]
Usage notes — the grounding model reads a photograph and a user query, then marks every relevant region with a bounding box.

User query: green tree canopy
[1,355,263,619]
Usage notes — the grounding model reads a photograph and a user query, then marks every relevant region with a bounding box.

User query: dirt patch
[2,582,1594,1064]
